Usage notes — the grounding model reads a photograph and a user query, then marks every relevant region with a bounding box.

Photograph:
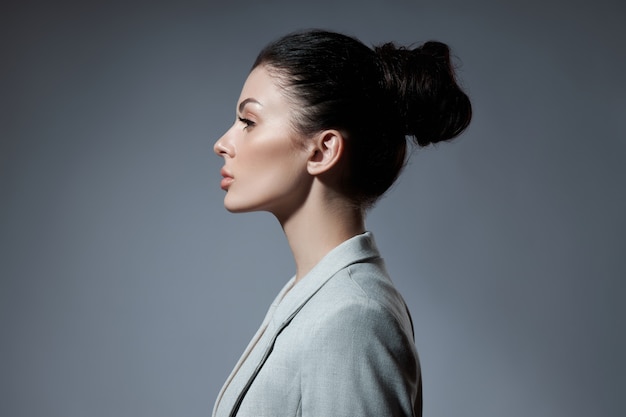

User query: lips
[220,168,234,190]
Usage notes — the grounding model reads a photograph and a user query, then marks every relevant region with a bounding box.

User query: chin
[223,197,259,214]
[224,206,248,214]
[223,202,247,213]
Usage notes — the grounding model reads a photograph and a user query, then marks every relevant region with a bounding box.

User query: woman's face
[214,66,313,218]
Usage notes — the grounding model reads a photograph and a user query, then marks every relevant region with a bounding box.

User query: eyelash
[238,117,255,130]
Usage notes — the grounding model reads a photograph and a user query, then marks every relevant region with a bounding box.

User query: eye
[238,117,255,130]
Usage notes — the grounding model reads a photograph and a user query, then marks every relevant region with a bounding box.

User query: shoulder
[293,259,415,349]
[323,260,413,328]
[293,262,421,416]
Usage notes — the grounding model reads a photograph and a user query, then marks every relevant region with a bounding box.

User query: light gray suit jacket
[212,232,421,417]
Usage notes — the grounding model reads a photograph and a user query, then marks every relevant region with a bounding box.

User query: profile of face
[214,66,314,219]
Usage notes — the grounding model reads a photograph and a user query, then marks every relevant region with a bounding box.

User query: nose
[214,130,233,158]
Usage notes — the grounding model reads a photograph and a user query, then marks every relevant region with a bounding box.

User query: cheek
[249,141,305,175]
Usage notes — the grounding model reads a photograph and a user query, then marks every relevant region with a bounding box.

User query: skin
[214,66,365,281]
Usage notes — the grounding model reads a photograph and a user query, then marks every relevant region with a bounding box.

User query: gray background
[1,0,624,416]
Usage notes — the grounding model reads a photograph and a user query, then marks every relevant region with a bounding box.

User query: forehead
[238,66,290,110]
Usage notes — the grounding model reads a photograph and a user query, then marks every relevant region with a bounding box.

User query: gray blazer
[212,232,421,417]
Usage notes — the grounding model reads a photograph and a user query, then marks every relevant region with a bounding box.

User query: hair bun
[374,41,472,146]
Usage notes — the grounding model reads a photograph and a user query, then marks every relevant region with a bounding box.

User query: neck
[277,194,365,282]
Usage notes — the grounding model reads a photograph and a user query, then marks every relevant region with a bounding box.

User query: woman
[212,30,471,417]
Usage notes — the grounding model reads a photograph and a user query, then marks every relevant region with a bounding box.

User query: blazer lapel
[212,279,295,417]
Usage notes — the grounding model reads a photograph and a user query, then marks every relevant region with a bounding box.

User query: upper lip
[220,167,233,179]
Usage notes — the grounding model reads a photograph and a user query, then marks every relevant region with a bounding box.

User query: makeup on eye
[238,116,255,129]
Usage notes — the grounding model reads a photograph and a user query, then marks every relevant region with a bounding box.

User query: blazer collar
[269,231,381,330]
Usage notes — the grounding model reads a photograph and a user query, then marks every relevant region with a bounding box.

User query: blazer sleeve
[299,297,420,417]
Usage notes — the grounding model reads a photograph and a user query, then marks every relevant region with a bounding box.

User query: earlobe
[307,130,345,176]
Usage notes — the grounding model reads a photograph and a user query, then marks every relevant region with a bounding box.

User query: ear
[306,130,346,176]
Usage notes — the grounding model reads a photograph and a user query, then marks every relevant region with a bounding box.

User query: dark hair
[253,29,472,206]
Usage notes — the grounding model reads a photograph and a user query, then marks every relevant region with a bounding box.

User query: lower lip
[220,177,234,190]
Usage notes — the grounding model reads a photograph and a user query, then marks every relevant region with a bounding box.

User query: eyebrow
[238,98,262,114]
